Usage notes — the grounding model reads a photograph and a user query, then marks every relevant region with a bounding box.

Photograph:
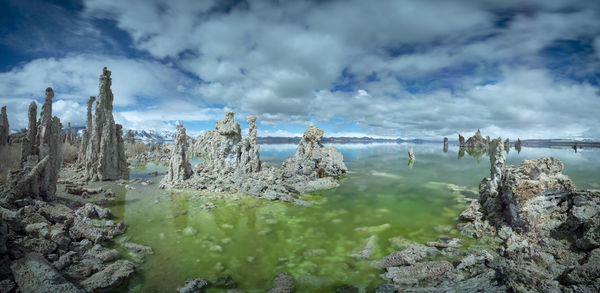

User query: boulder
[11,253,82,293]
[79,260,135,292]
[267,272,295,293]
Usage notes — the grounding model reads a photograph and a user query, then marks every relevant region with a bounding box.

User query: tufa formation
[83,68,128,181]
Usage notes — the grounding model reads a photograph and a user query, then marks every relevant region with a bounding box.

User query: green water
[101,143,600,292]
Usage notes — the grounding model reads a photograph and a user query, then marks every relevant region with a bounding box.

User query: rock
[443,137,448,152]
[164,124,192,183]
[21,102,38,161]
[215,274,237,289]
[77,96,95,166]
[84,67,128,181]
[426,237,461,248]
[11,253,82,293]
[381,260,462,286]
[458,134,465,147]
[75,203,112,219]
[281,126,347,179]
[355,223,390,233]
[0,106,8,146]
[0,279,16,293]
[238,115,261,174]
[53,251,78,270]
[504,138,510,150]
[80,260,135,292]
[267,272,295,293]
[123,242,153,255]
[515,138,522,153]
[69,220,106,243]
[177,278,208,293]
[336,285,360,293]
[407,148,415,161]
[463,129,488,149]
[565,248,600,284]
[38,88,63,199]
[459,200,483,221]
[374,246,436,268]
[350,235,377,260]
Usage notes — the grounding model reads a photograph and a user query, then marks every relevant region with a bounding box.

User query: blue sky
[0,0,599,139]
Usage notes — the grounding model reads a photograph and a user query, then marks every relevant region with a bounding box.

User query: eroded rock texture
[21,102,38,162]
[281,125,347,179]
[377,136,599,292]
[84,68,128,181]
[463,129,488,149]
[165,112,347,204]
[77,96,95,166]
[165,124,192,183]
[458,134,465,147]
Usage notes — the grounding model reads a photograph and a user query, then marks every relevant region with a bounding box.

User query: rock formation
[164,112,347,204]
[84,68,128,181]
[514,138,522,153]
[376,138,600,292]
[2,88,63,203]
[503,138,510,151]
[281,125,347,179]
[165,124,192,183]
[408,148,415,161]
[124,130,135,144]
[458,134,465,147]
[238,115,261,174]
[0,106,8,146]
[443,137,448,152]
[77,96,95,166]
[463,129,488,149]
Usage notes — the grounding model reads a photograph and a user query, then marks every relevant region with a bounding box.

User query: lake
[105,143,600,292]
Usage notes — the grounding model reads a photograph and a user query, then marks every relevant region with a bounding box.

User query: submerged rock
[177,278,208,293]
[267,272,295,293]
[84,67,128,181]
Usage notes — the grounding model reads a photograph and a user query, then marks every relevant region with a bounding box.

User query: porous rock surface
[164,124,192,183]
[4,88,63,203]
[83,68,128,181]
[376,136,600,292]
[162,112,347,204]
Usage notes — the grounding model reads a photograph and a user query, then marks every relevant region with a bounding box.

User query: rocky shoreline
[372,138,600,292]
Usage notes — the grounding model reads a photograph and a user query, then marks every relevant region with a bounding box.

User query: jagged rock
[463,129,488,149]
[443,137,448,152]
[177,278,208,293]
[458,134,465,147]
[123,242,153,255]
[77,96,95,166]
[267,272,295,293]
[84,68,128,181]
[504,138,510,150]
[238,115,261,174]
[0,106,8,146]
[79,260,135,292]
[11,252,83,293]
[281,126,347,179]
[165,124,192,183]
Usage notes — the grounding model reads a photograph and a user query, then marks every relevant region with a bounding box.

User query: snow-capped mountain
[126,129,177,144]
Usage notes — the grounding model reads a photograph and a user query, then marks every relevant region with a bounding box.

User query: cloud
[2,0,599,139]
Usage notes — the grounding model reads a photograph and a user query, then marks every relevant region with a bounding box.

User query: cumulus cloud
[1,0,599,139]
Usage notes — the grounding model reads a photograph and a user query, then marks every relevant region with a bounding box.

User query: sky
[0,0,599,139]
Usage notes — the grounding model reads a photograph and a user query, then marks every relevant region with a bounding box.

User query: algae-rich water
[106,143,600,292]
